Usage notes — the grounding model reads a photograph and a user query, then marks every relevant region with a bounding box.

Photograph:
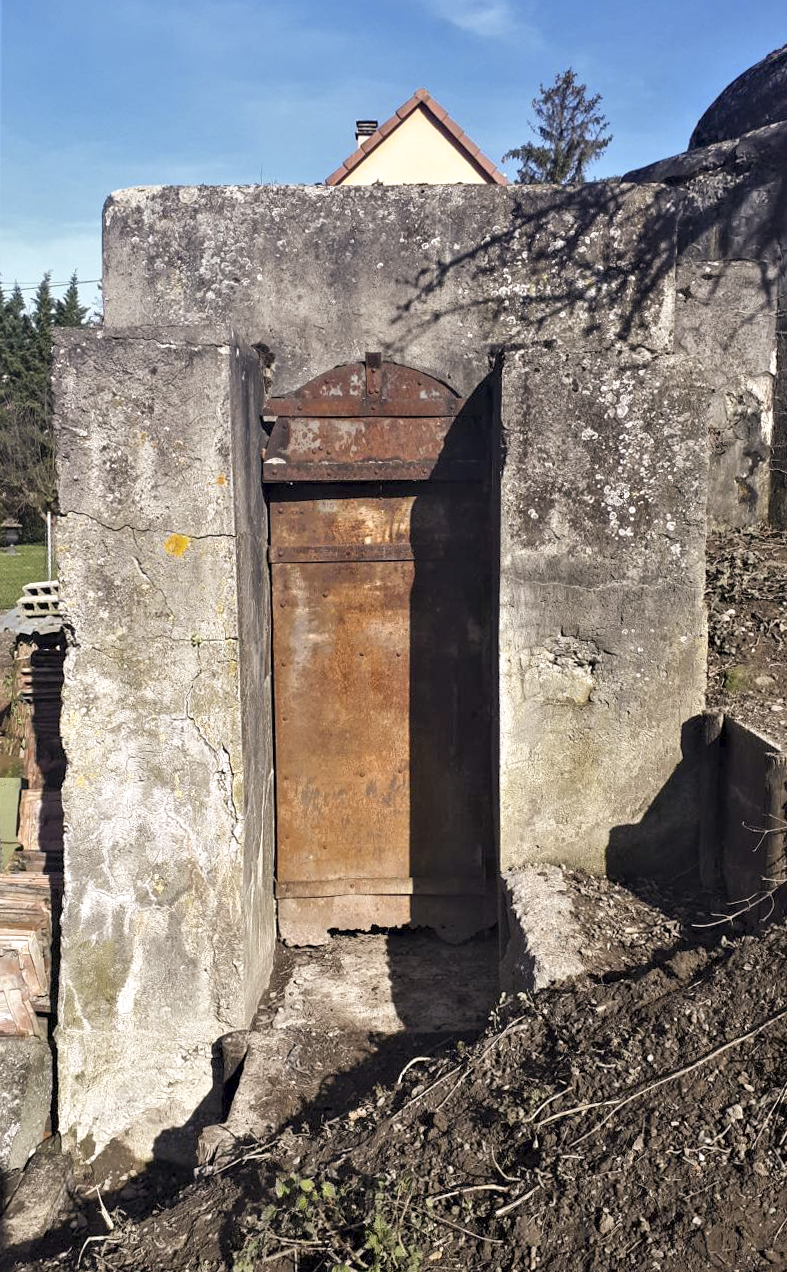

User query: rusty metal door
[263,356,494,944]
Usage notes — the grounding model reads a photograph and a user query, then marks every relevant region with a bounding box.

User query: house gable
[326,89,508,186]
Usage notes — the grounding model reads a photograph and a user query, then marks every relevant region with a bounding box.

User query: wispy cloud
[424,0,521,39]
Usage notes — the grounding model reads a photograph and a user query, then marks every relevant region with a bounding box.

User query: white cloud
[425,0,518,38]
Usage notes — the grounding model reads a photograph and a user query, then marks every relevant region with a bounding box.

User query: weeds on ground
[232,1172,423,1271]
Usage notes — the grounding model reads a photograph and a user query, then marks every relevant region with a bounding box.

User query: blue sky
[1,0,785,313]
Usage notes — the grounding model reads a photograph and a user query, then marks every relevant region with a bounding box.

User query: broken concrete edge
[0,1037,53,1175]
[500,865,586,995]
[623,118,787,185]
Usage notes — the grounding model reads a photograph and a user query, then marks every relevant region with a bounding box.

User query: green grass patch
[0,544,48,612]
[723,664,756,694]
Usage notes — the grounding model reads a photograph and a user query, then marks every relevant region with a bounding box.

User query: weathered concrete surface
[675,260,776,527]
[230,342,276,1025]
[690,44,787,149]
[53,330,275,1166]
[715,718,784,913]
[500,866,584,993]
[625,122,787,529]
[0,1038,51,1172]
[499,349,708,877]
[202,931,499,1151]
[102,183,678,398]
[0,1143,73,1257]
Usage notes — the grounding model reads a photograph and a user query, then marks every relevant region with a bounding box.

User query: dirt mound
[16,917,787,1272]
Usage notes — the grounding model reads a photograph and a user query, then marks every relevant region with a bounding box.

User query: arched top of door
[265,354,462,420]
[262,354,483,483]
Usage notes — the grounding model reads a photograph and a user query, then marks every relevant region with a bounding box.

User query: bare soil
[706,526,787,745]
[13,913,787,1272]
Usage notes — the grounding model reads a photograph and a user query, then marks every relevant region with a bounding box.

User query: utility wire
[2,279,102,291]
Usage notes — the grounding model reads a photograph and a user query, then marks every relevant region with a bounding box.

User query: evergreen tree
[0,270,88,528]
[0,285,29,398]
[504,68,612,185]
[28,272,55,425]
[55,272,88,327]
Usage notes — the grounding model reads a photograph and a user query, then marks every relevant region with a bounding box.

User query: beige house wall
[341,108,488,185]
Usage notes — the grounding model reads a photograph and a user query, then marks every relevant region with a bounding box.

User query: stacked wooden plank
[14,635,67,792]
[0,630,65,1037]
[0,877,56,1037]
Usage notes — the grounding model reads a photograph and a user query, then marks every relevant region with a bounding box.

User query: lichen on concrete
[498,347,709,877]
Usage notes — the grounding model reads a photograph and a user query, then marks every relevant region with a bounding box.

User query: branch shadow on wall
[385,129,787,370]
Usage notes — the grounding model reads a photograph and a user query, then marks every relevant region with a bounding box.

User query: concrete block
[52,331,275,1166]
[0,1038,51,1172]
[0,1143,73,1256]
[500,866,585,994]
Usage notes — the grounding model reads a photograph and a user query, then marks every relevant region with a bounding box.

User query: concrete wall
[499,349,707,875]
[101,182,677,397]
[100,181,708,876]
[626,122,787,528]
[53,330,274,1165]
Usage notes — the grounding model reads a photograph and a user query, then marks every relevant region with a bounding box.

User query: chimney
[355,119,378,147]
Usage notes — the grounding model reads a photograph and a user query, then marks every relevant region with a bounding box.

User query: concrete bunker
[51,176,717,1167]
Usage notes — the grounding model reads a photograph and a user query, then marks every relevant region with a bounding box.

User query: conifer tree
[55,273,88,327]
[28,272,55,424]
[0,285,29,398]
[504,68,612,185]
[0,270,88,528]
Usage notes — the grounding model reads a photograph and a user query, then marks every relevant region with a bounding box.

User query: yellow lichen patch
[216,473,227,486]
[163,533,191,558]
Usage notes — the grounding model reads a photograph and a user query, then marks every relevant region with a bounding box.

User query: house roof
[325,88,509,187]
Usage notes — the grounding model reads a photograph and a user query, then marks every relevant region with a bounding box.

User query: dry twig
[418,1207,504,1244]
[564,1005,787,1147]
[494,1184,543,1218]
[428,1184,510,1203]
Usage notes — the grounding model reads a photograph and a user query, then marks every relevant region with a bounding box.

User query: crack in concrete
[130,537,175,626]
[63,510,235,540]
[183,656,243,846]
